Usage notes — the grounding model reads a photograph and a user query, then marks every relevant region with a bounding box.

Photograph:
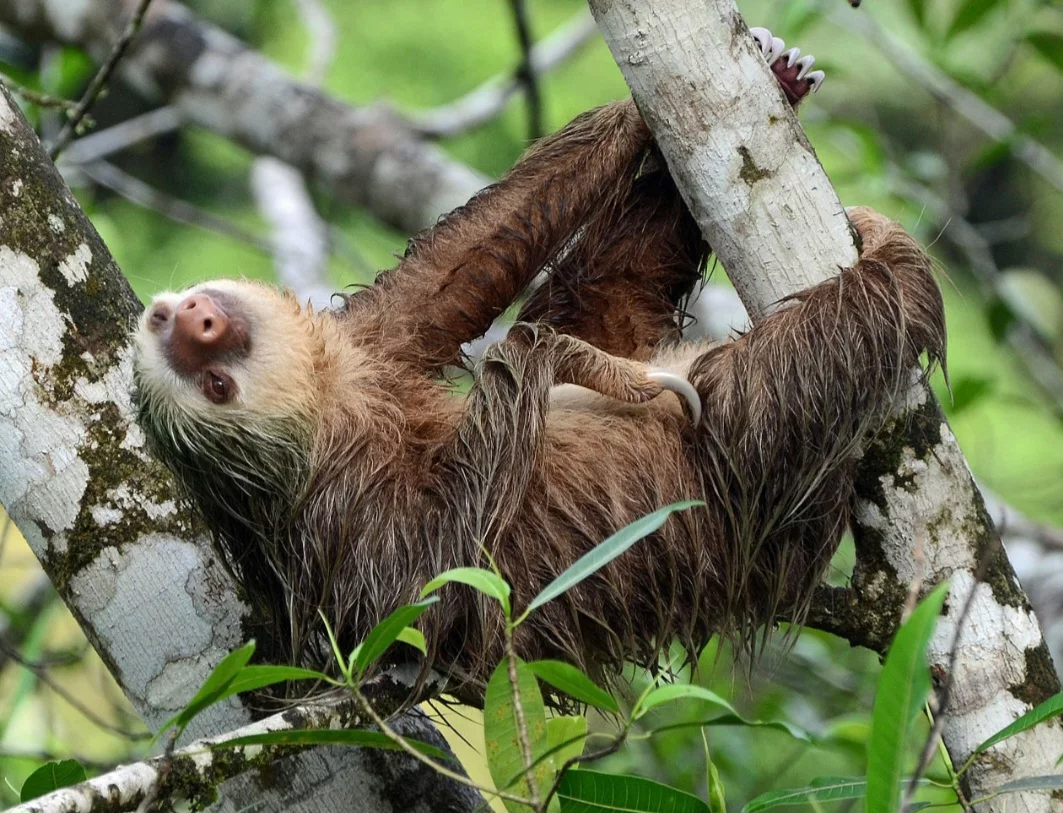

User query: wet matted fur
[134,100,946,705]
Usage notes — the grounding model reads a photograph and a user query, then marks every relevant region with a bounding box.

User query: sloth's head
[133,279,333,534]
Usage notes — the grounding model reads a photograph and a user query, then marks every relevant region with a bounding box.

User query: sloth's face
[134,279,321,429]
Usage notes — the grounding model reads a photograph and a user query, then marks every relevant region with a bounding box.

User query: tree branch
[410,10,598,139]
[48,0,155,159]
[588,2,1063,811]
[0,0,488,235]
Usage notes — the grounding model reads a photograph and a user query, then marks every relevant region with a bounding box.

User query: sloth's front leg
[531,328,703,424]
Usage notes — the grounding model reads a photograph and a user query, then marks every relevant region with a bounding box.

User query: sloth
[133,29,944,702]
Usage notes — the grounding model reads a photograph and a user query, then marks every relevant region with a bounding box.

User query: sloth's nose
[174,293,230,347]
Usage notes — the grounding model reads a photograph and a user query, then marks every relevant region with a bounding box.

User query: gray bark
[0,83,478,813]
[587,1,1063,811]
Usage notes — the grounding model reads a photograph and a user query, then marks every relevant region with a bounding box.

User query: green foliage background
[2,0,1063,807]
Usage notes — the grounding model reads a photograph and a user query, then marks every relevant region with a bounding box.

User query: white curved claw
[782,47,801,68]
[768,36,786,64]
[749,27,773,59]
[807,70,826,92]
[796,54,817,81]
[648,370,702,426]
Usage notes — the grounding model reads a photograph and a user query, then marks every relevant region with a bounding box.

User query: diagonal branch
[410,10,598,139]
[587,2,1063,812]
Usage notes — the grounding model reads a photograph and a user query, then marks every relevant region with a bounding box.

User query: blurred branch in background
[507,0,543,141]
[410,9,597,139]
[250,0,337,307]
[79,159,274,254]
[827,3,1063,197]
[47,0,155,159]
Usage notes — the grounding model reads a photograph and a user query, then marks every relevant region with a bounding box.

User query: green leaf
[946,0,1002,39]
[484,657,553,812]
[744,777,930,813]
[547,715,588,769]
[648,714,813,744]
[524,502,703,619]
[973,692,1063,756]
[212,665,329,706]
[527,660,619,714]
[907,0,927,29]
[20,760,87,803]
[949,377,993,415]
[1027,32,1063,73]
[354,597,438,676]
[865,583,949,813]
[634,683,736,720]
[395,626,428,655]
[558,769,709,813]
[992,774,1063,794]
[158,640,257,736]
[218,728,452,761]
[421,568,511,617]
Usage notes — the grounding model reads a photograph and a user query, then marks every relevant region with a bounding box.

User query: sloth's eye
[203,371,234,405]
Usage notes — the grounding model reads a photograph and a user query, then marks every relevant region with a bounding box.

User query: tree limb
[0,0,488,235]
[588,2,1063,811]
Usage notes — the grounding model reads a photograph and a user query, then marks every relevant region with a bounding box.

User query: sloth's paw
[647,370,702,425]
[750,27,825,105]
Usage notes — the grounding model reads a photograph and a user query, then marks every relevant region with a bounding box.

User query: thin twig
[0,74,78,112]
[352,686,534,808]
[509,0,543,141]
[539,731,628,811]
[504,631,540,809]
[61,106,180,166]
[81,160,273,254]
[410,11,597,139]
[0,641,150,740]
[48,0,156,159]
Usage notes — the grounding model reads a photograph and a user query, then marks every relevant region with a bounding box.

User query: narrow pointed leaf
[635,683,736,720]
[528,660,619,714]
[992,774,1063,794]
[421,568,511,616]
[973,691,1063,755]
[159,640,257,735]
[865,583,949,813]
[558,769,709,812]
[526,502,703,616]
[354,597,438,675]
[649,714,813,744]
[744,777,930,813]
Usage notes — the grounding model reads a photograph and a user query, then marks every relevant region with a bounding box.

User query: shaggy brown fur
[135,97,945,704]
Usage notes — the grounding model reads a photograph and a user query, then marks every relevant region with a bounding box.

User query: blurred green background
[3,0,1063,807]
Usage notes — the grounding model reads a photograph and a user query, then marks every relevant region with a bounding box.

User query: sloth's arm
[518,29,825,362]
[688,207,946,543]
[343,102,653,370]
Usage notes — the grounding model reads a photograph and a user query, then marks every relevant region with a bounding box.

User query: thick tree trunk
[0,85,478,813]
[587,1,1063,811]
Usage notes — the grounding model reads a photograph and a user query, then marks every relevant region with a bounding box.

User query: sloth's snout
[174,293,230,348]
